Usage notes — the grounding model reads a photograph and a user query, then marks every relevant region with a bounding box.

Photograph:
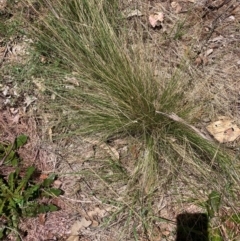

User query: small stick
[0,42,11,67]
[155,111,212,141]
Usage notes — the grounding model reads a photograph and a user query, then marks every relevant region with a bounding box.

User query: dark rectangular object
[176,213,209,241]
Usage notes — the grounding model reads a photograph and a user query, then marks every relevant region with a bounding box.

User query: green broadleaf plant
[0,135,63,240]
[15,134,28,149]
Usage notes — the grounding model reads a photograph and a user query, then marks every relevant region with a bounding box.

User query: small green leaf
[22,202,39,217]
[25,200,60,216]
[42,188,62,197]
[11,156,19,167]
[9,198,17,209]
[0,199,6,214]
[42,173,56,187]
[48,204,59,212]
[0,181,9,195]
[4,149,16,164]
[24,183,41,200]
[8,172,16,192]
[15,135,28,149]
[25,203,59,216]
[0,140,22,166]
[11,213,19,229]
[16,166,35,193]
[37,204,59,213]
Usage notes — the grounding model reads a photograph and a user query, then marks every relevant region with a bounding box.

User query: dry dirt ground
[1,0,240,240]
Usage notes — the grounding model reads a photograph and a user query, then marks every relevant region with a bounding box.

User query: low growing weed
[0,135,62,240]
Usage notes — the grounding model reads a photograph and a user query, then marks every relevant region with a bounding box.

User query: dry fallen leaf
[39,173,48,180]
[53,179,62,188]
[0,0,7,11]
[12,44,27,56]
[24,95,37,108]
[202,56,209,66]
[195,56,202,66]
[84,138,119,160]
[9,108,18,115]
[51,93,56,100]
[91,220,99,227]
[71,218,92,233]
[64,75,80,86]
[40,55,47,63]
[162,230,170,236]
[206,116,240,143]
[65,85,76,90]
[210,36,224,42]
[66,236,79,241]
[66,218,92,241]
[87,207,107,219]
[11,114,20,124]
[38,213,46,225]
[101,143,119,160]
[149,12,164,28]
[171,2,182,13]
[125,9,143,18]
[205,48,213,56]
[32,78,46,92]
[231,5,240,15]
[2,86,9,96]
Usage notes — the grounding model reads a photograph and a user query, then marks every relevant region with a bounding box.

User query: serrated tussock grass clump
[25,0,239,237]
[28,0,184,135]
[26,0,239,187]
[23,0,239,240]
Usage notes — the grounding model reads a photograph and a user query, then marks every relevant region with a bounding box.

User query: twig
[155,111,212,141]
[60,195,93,203]
[0,42,11,67]
[201,0,235,44]
[202,0,233,18]
[3,226,24,241]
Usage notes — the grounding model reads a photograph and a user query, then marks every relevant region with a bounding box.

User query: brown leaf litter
[206,116,240,143]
